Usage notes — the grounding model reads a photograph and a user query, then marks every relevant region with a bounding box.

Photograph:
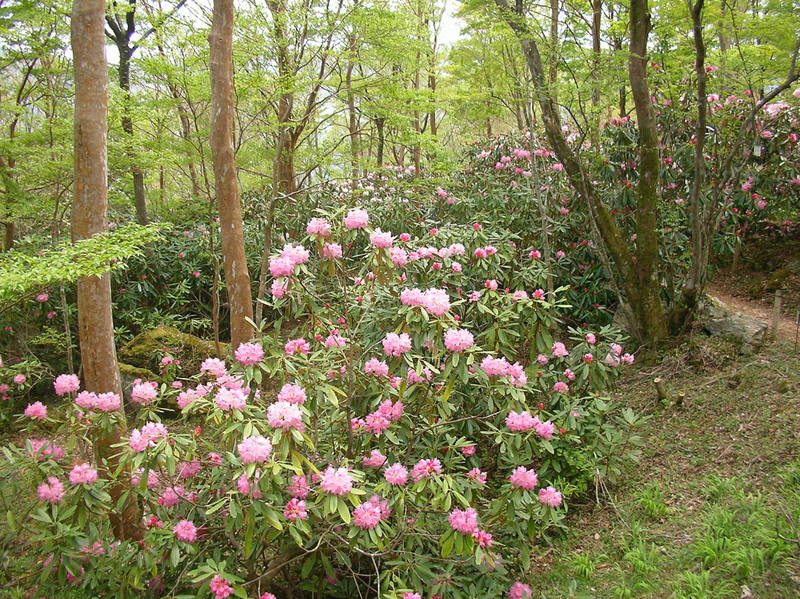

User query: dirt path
[707,281,799,343]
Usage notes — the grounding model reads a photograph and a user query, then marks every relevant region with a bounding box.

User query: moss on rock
[119,325,222,374]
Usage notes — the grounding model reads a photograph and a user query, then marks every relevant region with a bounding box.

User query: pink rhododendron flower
[214,387,247,411]
[28,439,65,460]
[280,243,310,266]
[443,328,475,353]
[209,575,232,599]
[131,381,158,405]
[484,279,498,290]
[448,507,478,534]
[267,401,304,431]
[537,353,549,365]
[369,228,394,248]
[322,242,343,259]
[129,421,168,452]
[269,256,295,278]
[284,497,307,521]
[508,582,532,599]
[325,333,348,348]
[69,463,97,485]
[539,486,563,507]
[200,357,227,378]
[460,445,476,456]
[320,466,353,495]
[382,332,412,357]
[622,353,635,365]
[285,338,310,356]
[553,381,569,393]
[585,333,596,345]
[362,449,387,468]
[238,436,273,464]
[13,374,26,385]
[384,463,408,485]
[288,474,310,498]
[421,288,450,316]
[535,419,555,439]
[506,411,536,432]
[53,374,80,396]
[467,468,487,484]
[37,477,64,503]
[551,342,568,357]
[481,355,511,376]
[509,466,538,490]
[389,247,408,267]
[235,342,264,366]
[364,358,389,377]
[411,458,442,482]
[24,401,47,420]
[473,529,493,547]
[278,383,306,404]
[353,501,382,529]
[306,217,331,237]
[400,287,425,306]
[344,208,369,229]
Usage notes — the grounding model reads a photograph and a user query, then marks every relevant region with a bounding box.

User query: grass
[528,338,800,598]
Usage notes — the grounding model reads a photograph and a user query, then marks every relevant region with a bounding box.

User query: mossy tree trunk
[71,0,142,541]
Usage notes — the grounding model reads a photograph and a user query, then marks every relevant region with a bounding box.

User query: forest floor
[529,336,800,598]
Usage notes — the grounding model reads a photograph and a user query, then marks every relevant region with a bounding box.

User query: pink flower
[473,529,493,547]
[200,357,227,378]
[131,381,158,405]
[389,247,408,267]
[14,373,26,385]
[24,401,47,420]
[267,401,304,431]
[551,342,568,358]
[320,466,353,495]
[284,498,308,521]
[382,332,412,357]
[622,353,635,365]
[285,338,310,356]
[481,355,511,376]
[539,486,563,507]
[353,501,382,529]
[529,249,542,259]
[364,358,389,377]
[344,208,369,229]
[53,374,80,396]
[129,421,168,452]
[512,290,529,302]
[37,477,64,503]
[269,256,295,278]
[484,279,498,290]
[411,458,442,482]
[444,328,474,352]
[448,507,478,534]
[564,368,576,380]
[508,582,532,599]
[404,593,423,599]
[214,387,247,411]
[400,287,425,306]
[537,353,549,365]
[506,411,536,432]
[384,463,408,486]
[325,333,348,348]
[69,463,97,485]
[306,217,331,237]
[553,381,569,393]
[421,288,450,316]
[280,243,310,266]
[209,575,232,599]
[585,333,596,345]
[535,419,555,439]
[323,242,343,259]
[238,436,273,464]
[369,228,394,248]
[467,468,487,484]
[174,519,198,542]
[235,342,264,366]
[74,391,121,413]
[28,439,65,460]
[278,383,306,404]
[36,292,49,302]
[468,290,481,302]
[509,466,538,490]
[362,449,387,469]
[460,445,476,456]
[399,233,411,242]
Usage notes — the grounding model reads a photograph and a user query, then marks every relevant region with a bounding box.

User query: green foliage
[0,224,164,308]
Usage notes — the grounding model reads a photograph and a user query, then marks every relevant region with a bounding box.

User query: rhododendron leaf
[289,525,303,546]
[337,498,351,524]
[170,545,180,568]
[206,499,226,515]
[264,507,283,531]
[300,554,316,578]
[441,532,454,558]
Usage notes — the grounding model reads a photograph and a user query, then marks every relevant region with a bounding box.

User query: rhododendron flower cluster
[320,466,353,495]
[382,332,412,357]
[448,507,479,534]
[53,373,80,396]
[234,342,264,366]
[131,380,158,405]
[277,383,306,404]
[238,436,273,464]
[68,463,97,485]
[443,328,474,352]
[74,391,121,413]
[509,466,538,490]
[267,401,304,431]
[173,519,197,543]
[129,421,168,452]
[411,458,442,482]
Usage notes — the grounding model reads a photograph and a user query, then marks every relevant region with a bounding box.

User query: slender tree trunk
[209,0,254,350]
[548,0,559,101]
[628,0,668,342]
[71,0,142,541]
[346,43,359,187]
[117,42,148,224]
[590,0,602,142]
[375,117,385,167]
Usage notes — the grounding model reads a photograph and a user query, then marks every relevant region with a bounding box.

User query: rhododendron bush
[2,208,644,598]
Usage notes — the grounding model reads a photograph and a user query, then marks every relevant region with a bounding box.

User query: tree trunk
[113,21,148,224]
[209,0,254,350]
[346,46,359,187]
[71,0,142,541]
[627,0,668,343]
[548,0,559,101]
[590,0,602,142]
[375,117,385,167]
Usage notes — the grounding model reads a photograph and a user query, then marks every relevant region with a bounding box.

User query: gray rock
[701,295,767,354]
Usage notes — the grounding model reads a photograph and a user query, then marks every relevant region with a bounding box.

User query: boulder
[119,325,222,375]
[700,295,767,354]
